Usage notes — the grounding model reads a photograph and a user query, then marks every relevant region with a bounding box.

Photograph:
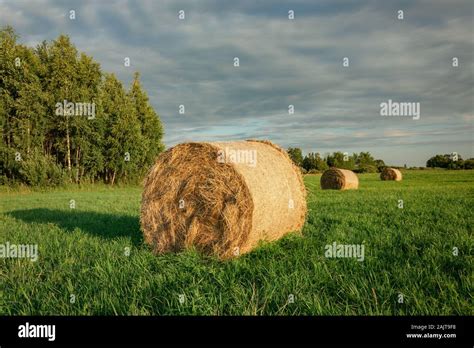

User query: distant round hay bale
[380,167,402,181]
[320,168,359,190]
[140,140,307,259]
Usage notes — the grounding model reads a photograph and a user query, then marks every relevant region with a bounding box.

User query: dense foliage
[288,148,386,173]
[426,154,473,169]
[0,26,164,186]
[288,147,473,173]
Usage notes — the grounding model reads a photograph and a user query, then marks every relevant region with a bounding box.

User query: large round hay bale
[140,140,307,259]
[380,167,402,181]
[320,168,359,190]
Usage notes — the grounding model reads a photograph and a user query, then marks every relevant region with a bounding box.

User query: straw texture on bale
[140,140,307,259]
[320,168,359,190]
[380,167,402,181]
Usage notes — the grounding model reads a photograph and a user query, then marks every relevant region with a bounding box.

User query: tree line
[0,26,164,186]
[426,154,473,169]
[287,148,386,173]
[287,148,473,173]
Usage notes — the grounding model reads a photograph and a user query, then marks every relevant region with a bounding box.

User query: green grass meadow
[0,170,472,315]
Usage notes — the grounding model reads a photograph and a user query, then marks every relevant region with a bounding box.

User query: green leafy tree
[1,26,47,181]
[287,147,303,167]
[0,26,165,186]
[45,35,82,178]
[303,152,328,171]
[128,72,164,175]
[70,52,102,183]
[326,151,355,170]
[463,159,474,169]
[354,152,376,166]
[352,152,384,172]
[101,74,145,184]
[426,154,464,169]
[374,159,386,171]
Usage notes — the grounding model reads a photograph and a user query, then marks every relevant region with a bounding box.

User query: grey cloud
[0,0,472,166]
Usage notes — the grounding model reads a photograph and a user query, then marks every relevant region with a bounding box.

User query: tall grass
[0,170,472,315]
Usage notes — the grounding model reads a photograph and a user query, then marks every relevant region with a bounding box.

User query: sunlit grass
[0,170,472,315]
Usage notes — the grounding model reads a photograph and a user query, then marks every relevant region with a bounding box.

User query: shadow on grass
[7,208,142,245]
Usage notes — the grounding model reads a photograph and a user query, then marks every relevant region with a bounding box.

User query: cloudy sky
[1,0,473,166]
